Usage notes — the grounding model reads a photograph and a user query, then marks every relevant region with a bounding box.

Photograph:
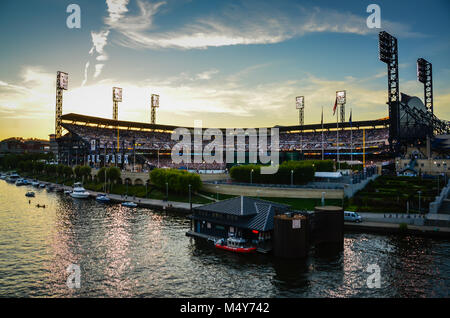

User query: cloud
[82,0,131,85]
[108,2,423,50]
[0,66,54,117]
[196,69,219,80]
[81,61,90,86]
[94,64,106,78]
[89,30,110,56]
[105,0,131,24]
[1,64,448,141]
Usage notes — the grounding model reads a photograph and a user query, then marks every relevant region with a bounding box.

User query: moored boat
[15,178,27,186]
[96,194,111,203]
[121,201,138,208]
[25,191,35,197]
[215,237,257,254]
[6,173,20,183]
[70,182,90,199]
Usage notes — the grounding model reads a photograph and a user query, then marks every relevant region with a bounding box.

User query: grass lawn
[349,175,445,213]
[200,191,342,210]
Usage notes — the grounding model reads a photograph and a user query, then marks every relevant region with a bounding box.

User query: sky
[0,0,449,140]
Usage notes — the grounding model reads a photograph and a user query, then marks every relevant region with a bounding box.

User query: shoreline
[3,175,450,239]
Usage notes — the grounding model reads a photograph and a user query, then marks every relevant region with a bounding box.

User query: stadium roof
[61,113,389,133]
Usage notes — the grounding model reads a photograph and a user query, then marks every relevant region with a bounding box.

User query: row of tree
[150,168,202,194]
[3,157,94,182]
[0,153,54,171]
[229,160,335,185]
[96,166,121,184]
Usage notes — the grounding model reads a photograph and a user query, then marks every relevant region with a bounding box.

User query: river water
[0,180,448,298]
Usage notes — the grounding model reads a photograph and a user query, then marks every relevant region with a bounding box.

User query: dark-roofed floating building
[187,196,345,257]
[187,196,291,249]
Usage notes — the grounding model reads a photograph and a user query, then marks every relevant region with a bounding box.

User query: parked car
[344,211,362,223]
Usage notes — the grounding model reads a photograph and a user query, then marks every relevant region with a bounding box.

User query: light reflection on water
[0,181,449,297]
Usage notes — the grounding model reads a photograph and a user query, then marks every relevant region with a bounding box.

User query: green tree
[74,165,82,180]
[150,168,202,194]
[97,167,107,182]
[106,166,121,184]
[79,165,92,182]
[57,164,65,178]
[63,166,73,179]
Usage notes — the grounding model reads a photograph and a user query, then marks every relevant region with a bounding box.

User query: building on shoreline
[0,137,50,154]
[187,196,290,243]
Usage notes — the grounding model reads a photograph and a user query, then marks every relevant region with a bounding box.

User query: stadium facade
[55,112,392,172]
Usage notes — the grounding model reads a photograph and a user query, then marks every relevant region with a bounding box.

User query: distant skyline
[1,0,449,140]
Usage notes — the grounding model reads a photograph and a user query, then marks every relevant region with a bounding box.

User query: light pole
[216,185,219,201]
[434,161,440,194]
[443,162,447,184]
[291,169,294,186]
[188,184,192,211]
[250,169,254,184]
[166,182,169,201]
[418,190,421,214]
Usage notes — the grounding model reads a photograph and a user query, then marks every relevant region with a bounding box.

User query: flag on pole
[333,97,338,115]
[321,107,323,126]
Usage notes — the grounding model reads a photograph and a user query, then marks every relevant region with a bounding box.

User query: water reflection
[0,181,449,297]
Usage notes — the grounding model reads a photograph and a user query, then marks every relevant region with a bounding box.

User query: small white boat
[15,179,27,186]
[70,182,90,199]
[121,201,138,208]
[39,183,46,188]
[64,190,72,195]
[7,174,20,183]
[96,194,111,203]
[31,181,40,187]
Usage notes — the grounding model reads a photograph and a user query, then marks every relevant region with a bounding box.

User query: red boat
[215,237,257,254]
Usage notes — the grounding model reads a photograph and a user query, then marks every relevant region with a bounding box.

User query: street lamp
[291,169,294,186]
[443,162,447,184]
[434,161,440,194]
[418,191,422,214]
[216,185,219,201]
[166,182,169,201]
[250,169,254,184]
[188,184,192,211]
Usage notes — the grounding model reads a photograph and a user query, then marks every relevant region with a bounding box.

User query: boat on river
[215,237,257,254]
[96,194,111,203]
[121,201,138,208]
[70,182,90,199]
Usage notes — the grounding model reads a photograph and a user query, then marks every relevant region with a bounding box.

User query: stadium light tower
[296,96,305,155]
[336,90,346,124]
[151,94,160,124]
[417,58,433,114]
[112,87,122,120]
[55,71,68,138]
[379,31,400,148]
